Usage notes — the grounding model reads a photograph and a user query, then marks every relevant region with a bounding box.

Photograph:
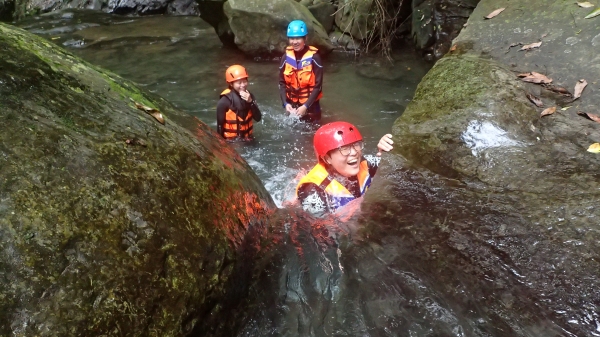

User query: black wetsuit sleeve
[278,54,288,107]
[303,52,323,108]
[363,155,381,177]
[250,92,262,122]
[297,183,330,217]
[216,95,230,138]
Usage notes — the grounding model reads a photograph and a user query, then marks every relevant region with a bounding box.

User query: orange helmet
[225,65,249,83]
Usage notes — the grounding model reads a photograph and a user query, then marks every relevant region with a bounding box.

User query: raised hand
[376,134,394,156]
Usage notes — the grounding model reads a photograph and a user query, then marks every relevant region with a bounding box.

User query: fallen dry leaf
[505,42,522,53]
[134,101,166,125]
[540,107,556,117]
[526,92,544,107]
[561,106,572,111]
[520,41,542,51]
[450,45,457,52]
[578,2,595,8]
[573,79,588,99]
[577,111,600,123]
[518,72,553,84]
[485,8,505,19]
[587,143,600,153]
[585,7,600,18]
[543,84,573,96]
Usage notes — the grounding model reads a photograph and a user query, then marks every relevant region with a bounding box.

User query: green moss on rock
[0,22,275,336]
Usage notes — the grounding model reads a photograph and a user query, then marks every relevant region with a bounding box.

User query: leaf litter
[584,7,600,18]
[577,111,600,123]
[132,100,166,125]
[587,143,600,153]
[542,84,573,97]
[526,92,544,107]
[520,41,542,51]
[577,2,595,8]
[540,107,556,117]
[518,72,553,84]
[485,8,505,19]
[573,79,588,100]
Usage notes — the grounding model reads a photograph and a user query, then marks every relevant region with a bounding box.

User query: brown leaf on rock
[505,42,522,53]
[543,84,573,96]
[134,101,166,125]
[577,111,600,123]
[573,79,588,99]
[526,92,544,107]
[520,41,542,51]
[450,45,457,52]
[578,2,595,8]
[577,1,594,8]
[518,72,553,84]
[540,107,556,117]
[485,8,505,19]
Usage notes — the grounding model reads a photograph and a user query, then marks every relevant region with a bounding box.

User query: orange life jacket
[220,89,253,139]
[296,159,372,211]
[283,46,323,106]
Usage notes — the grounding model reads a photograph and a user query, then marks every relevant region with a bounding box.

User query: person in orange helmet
[296,122,394,216]
[217,65,262,141]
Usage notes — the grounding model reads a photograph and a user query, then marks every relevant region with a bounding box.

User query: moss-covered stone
[0,22,275,336]
[358,1,600,335]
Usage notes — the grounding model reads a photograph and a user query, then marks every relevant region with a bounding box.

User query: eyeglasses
[338,141,364,156]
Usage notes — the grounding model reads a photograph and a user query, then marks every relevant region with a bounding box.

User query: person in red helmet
[296,122,394,215]
[217,64,262,141]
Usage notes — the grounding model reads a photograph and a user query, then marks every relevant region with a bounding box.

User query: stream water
[17,10,431,207]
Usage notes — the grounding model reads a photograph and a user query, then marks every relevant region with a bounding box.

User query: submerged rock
[0,22,274,336]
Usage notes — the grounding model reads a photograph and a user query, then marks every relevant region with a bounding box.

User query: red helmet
[225,65,248,83]
[314,122,363,159]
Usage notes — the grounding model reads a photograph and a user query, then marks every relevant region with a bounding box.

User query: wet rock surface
[223,0,334,56]
[367,0,600,335]
[412,0,480,58]
[0,22,274,336]
[224,1,600,336]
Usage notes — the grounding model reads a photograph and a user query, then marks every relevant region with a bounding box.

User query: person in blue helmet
[279,20,324,123]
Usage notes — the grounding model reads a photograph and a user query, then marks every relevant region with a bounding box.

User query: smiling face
[288,37,306,52]
[229,78,248,93]
[324,142,363,177]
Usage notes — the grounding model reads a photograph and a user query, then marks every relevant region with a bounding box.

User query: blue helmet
[287,20,308,37]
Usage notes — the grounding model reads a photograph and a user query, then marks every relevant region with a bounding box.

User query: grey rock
[223,0,333,56]
[308,1,335,33]
[335,0,373,40]
[371,1,600,335]
[410,0,480,57]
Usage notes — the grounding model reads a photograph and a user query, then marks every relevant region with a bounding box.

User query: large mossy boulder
[0,22,274,336]
[358,0,600,335]
[223,0,334,56]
